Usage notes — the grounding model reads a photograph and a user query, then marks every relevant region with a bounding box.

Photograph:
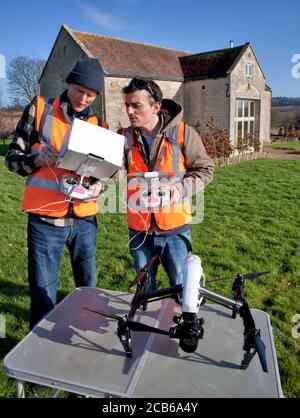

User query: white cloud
[291,54,300,79]
[84,5,126,30]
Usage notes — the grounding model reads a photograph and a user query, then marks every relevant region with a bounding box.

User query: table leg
[16,380,25,398]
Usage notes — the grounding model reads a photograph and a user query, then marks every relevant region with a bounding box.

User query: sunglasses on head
[128,79,159,102]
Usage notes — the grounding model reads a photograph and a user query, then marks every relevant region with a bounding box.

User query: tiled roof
[179,44,248,80]
[63,26,251,82]
[71,28,190,81]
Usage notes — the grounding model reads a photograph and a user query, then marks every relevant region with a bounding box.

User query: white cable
[127,212,151,251]
[122,187,151,251]
[45,153,60,184]
[23,198,72,213]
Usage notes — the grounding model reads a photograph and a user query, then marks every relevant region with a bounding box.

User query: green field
[0,154,299,398]
[266,141,300,150]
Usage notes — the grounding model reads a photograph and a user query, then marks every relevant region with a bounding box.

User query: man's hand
[34,144,58,168]
[159,182,182,205]
[88,181,103,198]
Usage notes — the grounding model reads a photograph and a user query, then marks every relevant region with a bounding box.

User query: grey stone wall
[40,28,87,98]
[183,78,230,132]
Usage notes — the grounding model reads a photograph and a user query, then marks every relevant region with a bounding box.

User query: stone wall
[40,28,86,98]
[183,77,230,132]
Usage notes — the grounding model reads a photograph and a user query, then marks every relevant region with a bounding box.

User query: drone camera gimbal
[169,313,205,353]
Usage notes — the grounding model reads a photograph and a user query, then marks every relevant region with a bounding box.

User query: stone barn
[40,24,271,144]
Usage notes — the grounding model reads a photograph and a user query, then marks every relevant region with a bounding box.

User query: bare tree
[7,56,46,105]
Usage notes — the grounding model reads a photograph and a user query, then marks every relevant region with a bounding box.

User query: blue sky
[0,0,299,105]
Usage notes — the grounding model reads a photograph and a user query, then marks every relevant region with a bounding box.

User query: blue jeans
[27,214,98,329]
[129,230,192,291]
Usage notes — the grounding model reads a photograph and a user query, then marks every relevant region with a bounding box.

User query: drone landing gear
[241,351,256,370]
[241,329,268,372]
[241,334,262,370]
[128,255,159,313]
[117,316,133,358]
[232,306,239,319]
[137,281,149,312]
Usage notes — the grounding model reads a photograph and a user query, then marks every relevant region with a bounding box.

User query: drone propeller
[81,306,121,320]
[81,305,169,336]
[206,271,271,284]
[128,255,159,288]
[242,271,271,280]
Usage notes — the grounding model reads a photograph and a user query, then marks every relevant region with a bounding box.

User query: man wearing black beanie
[5,57,108,330]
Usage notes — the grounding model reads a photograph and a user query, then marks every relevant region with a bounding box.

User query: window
[234,100,257,144]
[245,63,253,77]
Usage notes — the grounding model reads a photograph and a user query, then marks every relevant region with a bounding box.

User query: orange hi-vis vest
[123,122,192,231]
[22,96,108,218]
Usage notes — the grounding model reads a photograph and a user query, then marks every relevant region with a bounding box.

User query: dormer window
[245,63,253,77]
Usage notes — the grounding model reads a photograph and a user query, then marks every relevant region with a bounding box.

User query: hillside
[271,97,300,128]
[272,97,300,107]
[271,106,300,128]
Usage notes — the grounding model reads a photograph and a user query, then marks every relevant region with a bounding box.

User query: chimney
[229,40,234,48]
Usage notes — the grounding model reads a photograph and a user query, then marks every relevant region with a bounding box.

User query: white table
[3,287,283,398]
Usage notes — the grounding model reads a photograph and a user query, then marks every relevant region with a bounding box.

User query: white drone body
[181,254,204,314]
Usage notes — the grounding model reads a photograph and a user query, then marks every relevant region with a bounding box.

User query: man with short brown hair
[121,78,214,291]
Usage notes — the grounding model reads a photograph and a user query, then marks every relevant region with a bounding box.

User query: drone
[82,254,270,373]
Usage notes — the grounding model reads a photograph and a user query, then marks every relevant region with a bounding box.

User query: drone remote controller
[59,154,112,201]
[128,171,173,210]
[60,175,95,201]
[140,181,170,209]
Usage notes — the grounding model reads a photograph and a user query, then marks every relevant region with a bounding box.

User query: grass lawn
[265,141,300,150]
[0,157,299,398]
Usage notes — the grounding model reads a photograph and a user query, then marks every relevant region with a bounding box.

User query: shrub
[193,116,234,163]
